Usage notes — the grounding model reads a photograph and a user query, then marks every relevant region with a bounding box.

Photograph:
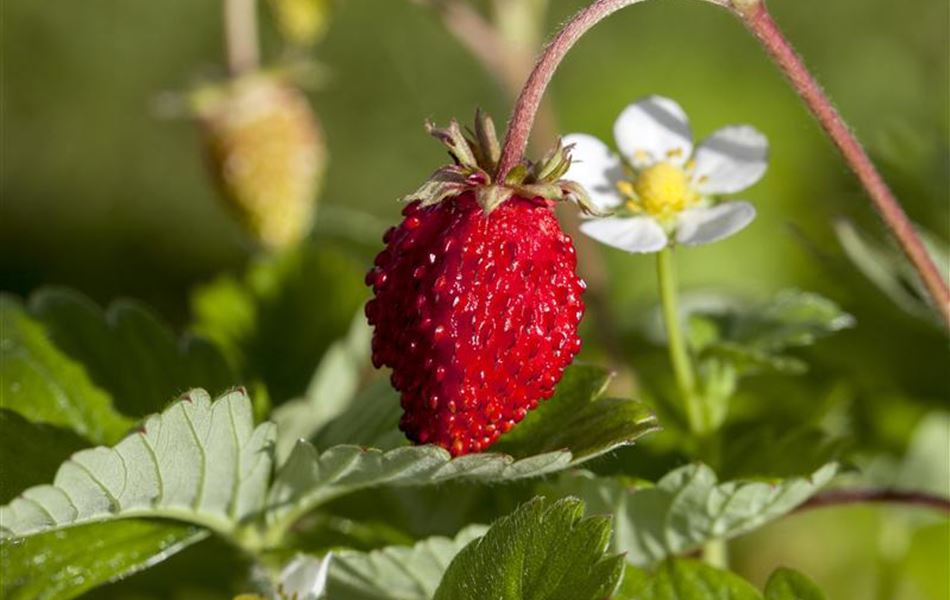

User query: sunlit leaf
[0,410,88,504]
[0,519,207,600]
[0,295,134,444]
[433,497,623,600]
[764,568,827,600]
[617,559,759,599]
[265,365,658,537]
[327,525,487,600]
[25,287,237,418]
[554,463,838,566]
[0,389,275,540]
[494,364,659,462]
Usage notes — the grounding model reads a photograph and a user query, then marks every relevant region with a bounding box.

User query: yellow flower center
[630,162,698,218]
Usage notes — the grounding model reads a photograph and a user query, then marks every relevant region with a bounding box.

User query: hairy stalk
[224,0,260,75]
[496,0,649,180]
[657,248,704,434]
[797,489,950,514]
[728,0,950,327]
[421,0,623,368]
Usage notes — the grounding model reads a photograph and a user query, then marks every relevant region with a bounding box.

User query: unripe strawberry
[366,112,598,456]
[267,0,331,47]
[194,74,325,250]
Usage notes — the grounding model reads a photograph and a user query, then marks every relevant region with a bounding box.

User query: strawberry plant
[2,0,948,599]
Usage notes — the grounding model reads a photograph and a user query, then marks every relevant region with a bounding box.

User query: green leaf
[763,568,827,600]
[719,426,847,480]
[494,364,659,462]
[617,559,761,599]
[0,388,275,540]
[616,561,828,599]
[0,295,134,444]
[0,410,88,504]
[190,242,367,405]
[433,497,624,600]
[309,378,405,451]
[327,525,487,600]
[265,442,574,538]
[0,519,207,600]
[689,290,855,377]
[272,312,372,462]
[265,364,658,538]
[555,463,838,566]
[835,218,948,324]
[27,287,237,418]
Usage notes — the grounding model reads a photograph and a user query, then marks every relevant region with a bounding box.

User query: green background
[2,0,947,598]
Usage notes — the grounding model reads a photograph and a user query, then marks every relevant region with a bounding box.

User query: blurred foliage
[1,0,948,597]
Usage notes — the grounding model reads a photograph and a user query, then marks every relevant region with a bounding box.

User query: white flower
[564,95,768,253]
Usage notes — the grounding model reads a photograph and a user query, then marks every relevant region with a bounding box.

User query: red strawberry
[365,113,596,456]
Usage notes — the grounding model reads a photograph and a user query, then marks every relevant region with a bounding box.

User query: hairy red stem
[496,0,646,180]
[735,1,950,327]
[797,489,950,514]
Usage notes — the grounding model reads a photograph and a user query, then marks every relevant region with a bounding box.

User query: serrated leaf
[0,388,276,540]
[266,365,658,536]
[763,568,827,600]
[555,463,838,566]
[327,525,487,600]
[618,559,761,599]
[0,295,134,444]
[190,243,366,405]
[0,519,207,600]
[265,442,574,537]
[433,497,624,600]
[24,287,237,418]
[0,410,88,504]
[494,364,659,462]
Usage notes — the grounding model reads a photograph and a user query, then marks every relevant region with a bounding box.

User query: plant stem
[495,0,648,180]
[730,0,950,328]
[796,489,950,514]
[657,248,704,434]
[703,538,729,569]
[224,0,260,76]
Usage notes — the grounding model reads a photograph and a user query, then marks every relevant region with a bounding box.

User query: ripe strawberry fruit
[366,112,597,456]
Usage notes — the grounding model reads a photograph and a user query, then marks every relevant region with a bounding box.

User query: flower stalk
[496,0,648,180]
[656,248,705,434]
[224,0,261,76]
[730,0,950,327]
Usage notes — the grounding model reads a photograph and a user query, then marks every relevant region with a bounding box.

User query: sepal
[426,119,481,171]
[404,111,594,215]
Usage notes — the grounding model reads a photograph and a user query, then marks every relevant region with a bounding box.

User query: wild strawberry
[193,73,326,250]
[365,112,598,456]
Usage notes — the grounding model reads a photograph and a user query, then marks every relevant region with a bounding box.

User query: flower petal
[692,125,768,194]
[613,96,693,169]
[580,216,668,254]
[675,201,756,246]
[562,133,624,211]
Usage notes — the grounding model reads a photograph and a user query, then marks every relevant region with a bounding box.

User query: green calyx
[400,110,604,215]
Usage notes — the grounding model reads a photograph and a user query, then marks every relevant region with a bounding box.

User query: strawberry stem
[731,0,950,328]
[224,0,260,76]
[656,247,705,435]
[495,0,649,181]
